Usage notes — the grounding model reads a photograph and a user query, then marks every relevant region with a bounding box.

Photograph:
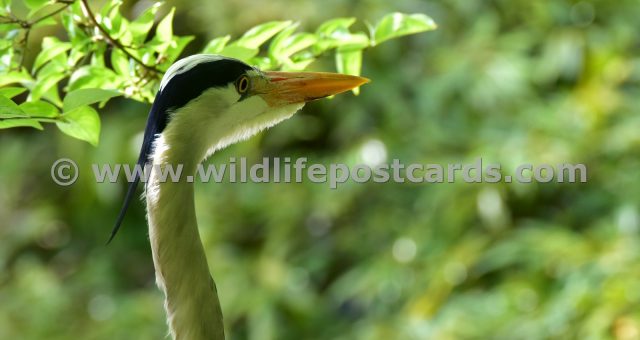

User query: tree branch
[79,0,162,75]
[1,1,74,69]
[0,1,73,27]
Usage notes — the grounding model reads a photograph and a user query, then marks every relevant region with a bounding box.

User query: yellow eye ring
[236,76,250,94]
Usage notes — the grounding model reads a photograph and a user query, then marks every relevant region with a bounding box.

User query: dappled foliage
[1,0,434,144]
[1,0,639,339]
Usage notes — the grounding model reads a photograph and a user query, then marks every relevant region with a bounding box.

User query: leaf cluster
[0,0,436,145]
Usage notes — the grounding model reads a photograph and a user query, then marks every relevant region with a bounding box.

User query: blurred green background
[1,0,640,339]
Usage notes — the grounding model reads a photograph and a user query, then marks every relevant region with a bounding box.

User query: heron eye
[236,76,250,94]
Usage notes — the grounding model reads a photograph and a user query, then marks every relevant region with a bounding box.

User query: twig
[0,16,22,25]
[0,1,73,27]
[2,1,75,70]
[32,2,72,25]
[0,116,61,122]
[79,0,162,75]
[19,29,30,69]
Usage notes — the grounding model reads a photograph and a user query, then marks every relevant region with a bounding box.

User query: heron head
[108,55,368,243]
[149,55,369,160]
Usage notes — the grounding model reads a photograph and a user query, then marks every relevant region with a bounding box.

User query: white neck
[146,134,225,340]
[144,85,304,339]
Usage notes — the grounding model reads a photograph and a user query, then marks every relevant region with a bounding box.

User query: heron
[108,54,369,339]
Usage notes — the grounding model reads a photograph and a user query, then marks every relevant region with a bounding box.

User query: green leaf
[331,32,370,51]
[335,49,363,94]
[0,87,27,98]
[40,84,63,108]
[313,18,360,54]
[68,41,90,65]
[19,101,59,118]
[281,58,315,72]
[62,11,90,45]
[63,89,121,112]
[0,119,43,130]
[34,37,72,71]
[90,44,107,68]
[268,23,299,60]
[103,3,131,44]
[202,35,231,54]
[0,95,26,116]
[234,21,292,49]
[0,71,33,87]
[335,49,363,75]
[30,72,65,101]
[32,16,57,29]
[373,13,437,46]
[156,7,175,42]
[111,49,131,76]
[68,66,121,92]
[98,0,124,35]
[68,1,85,19]
[277,33,317,59]
[144,39,171,57]
[164,35,195,65]
[130,3,160,42]
[56,106,101,146]
[316,18,356,36]
[24,0,48,10]
[220,45,258,62]
[36,59,66,79]
[248,56,273,70]
[102,2,121,30]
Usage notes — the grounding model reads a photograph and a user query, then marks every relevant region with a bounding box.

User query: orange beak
[256,71,370,106]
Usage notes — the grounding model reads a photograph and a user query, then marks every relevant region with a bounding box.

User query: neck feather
[146,134,224,340]
[143,86,303,339]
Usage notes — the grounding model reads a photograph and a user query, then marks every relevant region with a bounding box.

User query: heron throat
[144,88,304,340]
[146,132,225,340]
